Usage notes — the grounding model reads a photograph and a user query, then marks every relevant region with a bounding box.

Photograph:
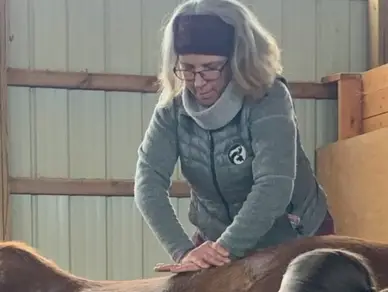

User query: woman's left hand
[154,241,230,273]
[154,261,201,273]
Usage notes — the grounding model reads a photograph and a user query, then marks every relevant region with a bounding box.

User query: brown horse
[1,235,388,292]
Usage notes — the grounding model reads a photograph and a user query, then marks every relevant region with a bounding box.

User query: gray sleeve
[134,102,195,262]
[216,80,297,258]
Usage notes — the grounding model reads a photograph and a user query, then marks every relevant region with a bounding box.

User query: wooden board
[0,0,10,240]
[364,112,388,132]
[368,0,388,68]
[9,177,191,197]
[316,128,388,242]
[361,63,388,134]
[6,68,337,100]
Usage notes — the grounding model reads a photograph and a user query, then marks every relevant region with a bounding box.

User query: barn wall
[7,0,368,280]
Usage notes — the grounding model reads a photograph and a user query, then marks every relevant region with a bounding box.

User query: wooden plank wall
[362,64,388,132]
[7,0,369,280]
[317,127,388,242]
[316,64,388,242]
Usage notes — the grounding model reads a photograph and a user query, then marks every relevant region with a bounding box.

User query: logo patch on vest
[228,144,247,165]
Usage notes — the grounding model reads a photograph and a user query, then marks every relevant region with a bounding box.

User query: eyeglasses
[173,60,228,81]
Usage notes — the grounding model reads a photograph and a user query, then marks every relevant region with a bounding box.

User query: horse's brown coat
[1,235,388,292]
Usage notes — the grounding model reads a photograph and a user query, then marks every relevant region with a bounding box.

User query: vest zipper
[209,130,233,222]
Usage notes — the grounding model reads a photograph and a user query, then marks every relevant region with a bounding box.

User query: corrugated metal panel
[7,0,368,280]
[350,0,369,72]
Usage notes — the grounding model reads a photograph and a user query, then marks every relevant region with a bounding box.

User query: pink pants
[315,211,335,236]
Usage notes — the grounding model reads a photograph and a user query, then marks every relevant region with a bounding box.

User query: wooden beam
[0,0,10,240]
[286,82,336,100]
[337,75,363,139]
[9,177,191,198]
[321,73,362,84]
[7,67,159,93]
[6,67,337,100]
[322,73,363,140]
[368,0,388,68]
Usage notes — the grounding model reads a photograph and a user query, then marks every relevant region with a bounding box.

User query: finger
[190,246,229,267]
[202,245,230,264]
[191,256,211,268]
[154,267,173,272]
[170,262,201,273]
[209,247,231,263]
[211,255,229,266]
[203,255,224,266]
[211,242,230,257]
[202,251,230,266]
[154,264,178,272]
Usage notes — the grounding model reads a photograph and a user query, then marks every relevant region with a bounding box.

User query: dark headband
[173,14,235,57]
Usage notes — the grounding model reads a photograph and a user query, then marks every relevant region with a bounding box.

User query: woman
[278,248,378,292]
[134,0,334,273]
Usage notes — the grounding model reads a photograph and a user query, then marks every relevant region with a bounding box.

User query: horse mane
[0,240,89,291]
[0,241,71,275]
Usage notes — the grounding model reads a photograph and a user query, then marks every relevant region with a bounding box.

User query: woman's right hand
[154,241,231,273]
[182,240,231,268]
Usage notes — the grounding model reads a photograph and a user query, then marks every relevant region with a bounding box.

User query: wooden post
[321,73,363,140]
[0,0,10,241]
[368,0,388,68]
